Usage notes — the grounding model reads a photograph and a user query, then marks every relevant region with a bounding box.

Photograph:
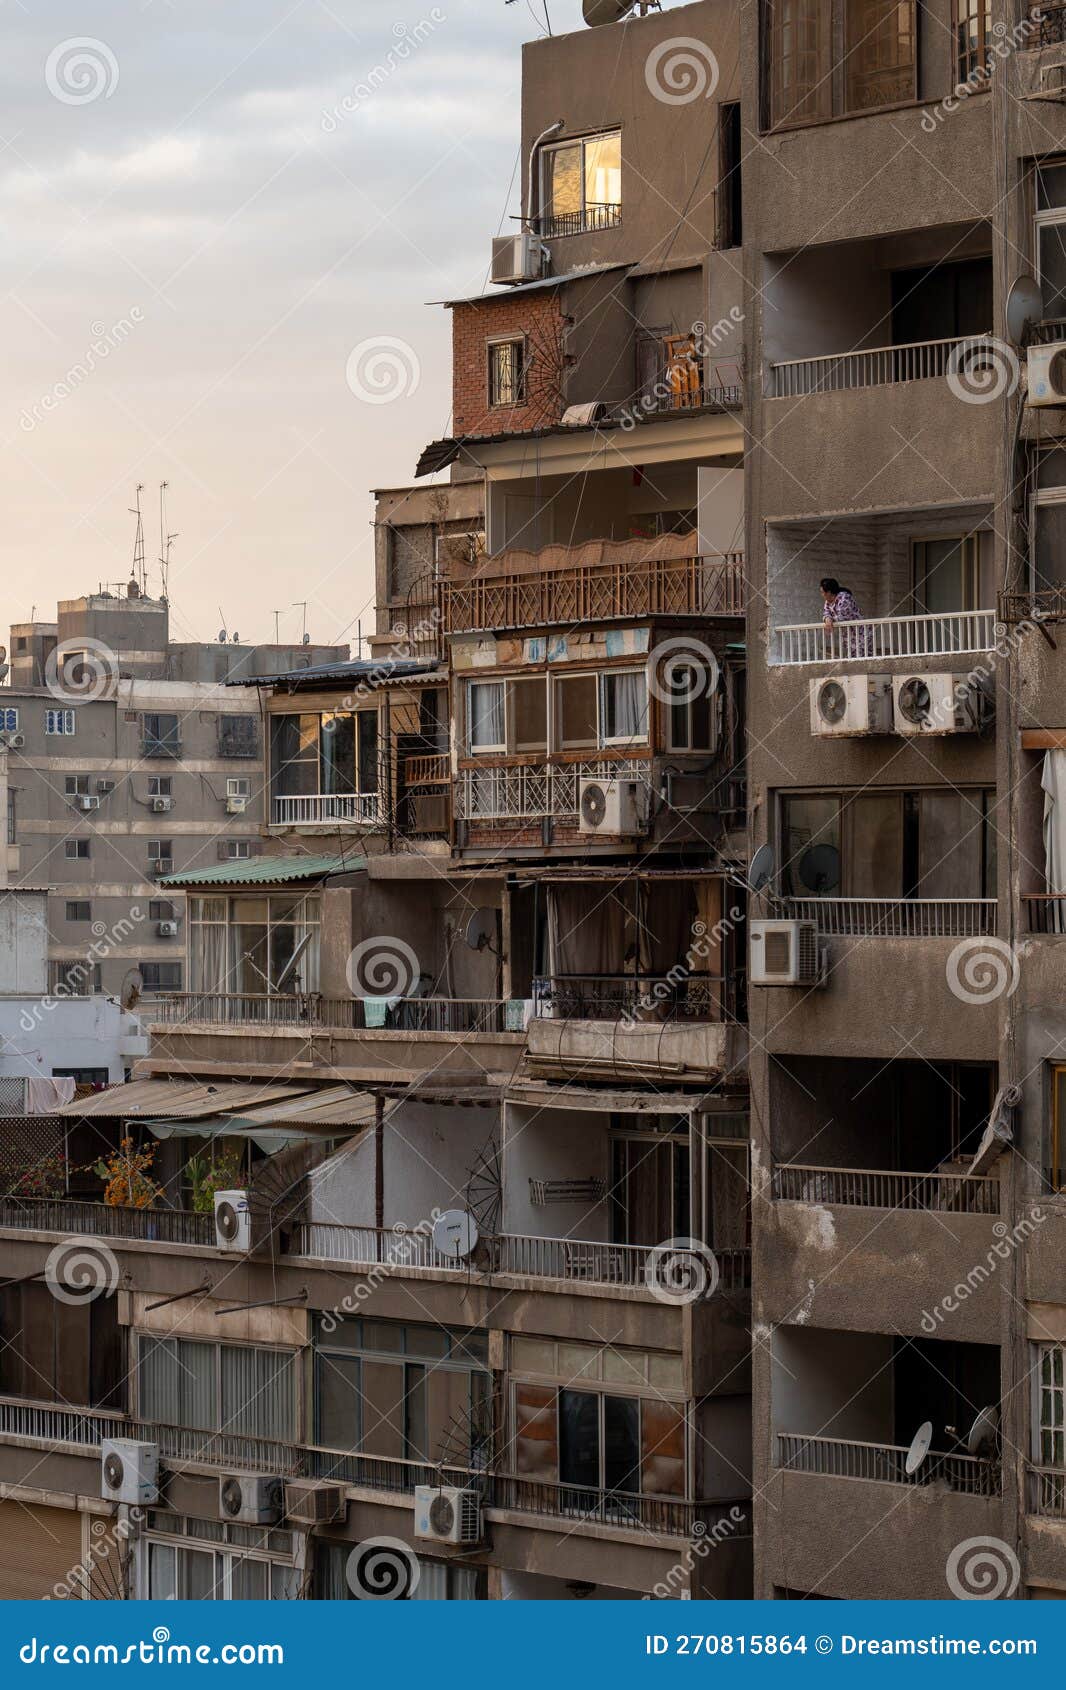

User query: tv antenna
[158,482,177,603]
[273,610,282,645]
[129,484,146,594]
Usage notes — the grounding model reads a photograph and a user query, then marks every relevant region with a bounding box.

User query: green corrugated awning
[158,853,364,889]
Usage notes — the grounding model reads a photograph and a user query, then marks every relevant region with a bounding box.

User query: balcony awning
[143,1086,376,1152]
[158,853,364,889]
[53,1078,311,1119]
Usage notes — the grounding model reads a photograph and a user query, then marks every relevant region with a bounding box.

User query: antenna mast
[158,481,177,603]
[129,484,146,593]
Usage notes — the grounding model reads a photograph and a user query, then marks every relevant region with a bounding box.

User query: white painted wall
[0,993,145,1083]
[307,1102,498,1231]
[502,1102,610,1239]
[0,891,48,994]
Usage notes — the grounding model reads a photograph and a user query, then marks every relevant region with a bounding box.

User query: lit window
[765,0,915,129]
[539,131,621,236]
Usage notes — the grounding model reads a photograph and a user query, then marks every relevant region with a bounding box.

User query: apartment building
[1,585,344,1000]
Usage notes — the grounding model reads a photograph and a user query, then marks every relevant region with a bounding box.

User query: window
[148,839,172,864]
[556,670,649,750]
[139,962,182,993]
[148,775,172,798]
[488,338,526,408]
[765,0,915,129]
[50,960,102,995]
[65,900,91,922]
[0,707,18,732]
[912,532,994,614]
[45,708,75,735]
[555,673,599,750]
[666,668,716,751]
[142,712,180,756]
[313,1543,483,1601]
[64,775,89,796]
[138,1339,294,1437]
[600,671,649,743]
[1036,1344,1066,1468]
[145,1516,299,1603]
[467,681,506,752]
[65,839,90,859]
[0,1281,122,1408]
[149,899,174,922]
[226,777,250,798]
[717,102,743,248]
[539,130,621,236]
[270,712,378,801]
[779,789,997,900]
[188,893,322,995]
[218,714,258,758]
[1036,162,1066,324]
[954,0,991,85]
[220,840,251,860]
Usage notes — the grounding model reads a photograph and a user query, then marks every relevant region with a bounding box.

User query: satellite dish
[464,907,498,952]
[749,843,775,893]
[0,665,9,684]
[0,645,7,661]
[798,842,840,894]
[120,967,144,1010]
[905,1420,933,1476]
[431,1208,479,1260]
[966,1405,1000,1457]
[1005,273,1044,345]
[583,0,636,24]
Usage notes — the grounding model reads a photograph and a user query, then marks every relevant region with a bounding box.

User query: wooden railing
[770,609,996,665]
[782,897,996,938]
[441,553,744,634]
[772,1163,1000,1215]
[769,335,995,397]
[777,1432,999,1495]
[403,753,448,786]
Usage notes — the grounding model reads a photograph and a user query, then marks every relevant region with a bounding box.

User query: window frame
[0,707,18,732]
[65,838,90,860]
[911,530,993,615]
[487,335,527,409]
[777,786,997,900]
[952,0,992,88]
[763,0,917,132]
[538,129,622,236]
[64,900,91,923]
[45,708,75,736]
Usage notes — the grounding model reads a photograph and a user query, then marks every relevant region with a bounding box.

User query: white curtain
[1043,750,1066,932]
[603,672,647,740]
[469,682,505,748]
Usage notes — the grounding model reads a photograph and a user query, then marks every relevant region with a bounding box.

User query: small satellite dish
[798,842,840,894]
[966,1405,1000,1457]
[120,967,144,1011]
[905,1420,933,1476]
[749,843,775,893]
[464,907,498,953]
[1005,273,1045,346]
[0,665,9,684]
[583,0,636,23]
[0,646,7,662]
[431,1208,479,1260]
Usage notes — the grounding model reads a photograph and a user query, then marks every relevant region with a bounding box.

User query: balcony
[442,551,744,636]
[152,991,512,1035]
[1028,1466,1066,1518]
[782,896,996,938]
[769,335,995,399]
[770,609,996,667]
[1025,895,1066,934]
[771,1163,999,1214]
[454,758,646,825]
[0,1195,213,1245]
[776,1433,998,1496]
[271,793,382,827]
[537,202,622,239]
[533,971,742,1024]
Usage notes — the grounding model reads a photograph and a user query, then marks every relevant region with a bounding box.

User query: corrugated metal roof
[221,1086,377,1130]
[431,261,630,308]
[54,1078,312,1119]
[158,854,363,889]
[226,657,439,689]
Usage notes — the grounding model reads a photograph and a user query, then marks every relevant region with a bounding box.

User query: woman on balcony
[820,578,870,657]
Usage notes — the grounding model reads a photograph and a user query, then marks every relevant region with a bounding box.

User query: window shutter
[514,1383,557,1478]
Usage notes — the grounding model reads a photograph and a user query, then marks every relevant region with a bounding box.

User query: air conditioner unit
[156,920,179,938]
[96,779,115,795]
[434,531,485,575]
[893,673,974,736]
[410,793,448,834]
[225,796,247,814]
[5,733,24,750]
[150,859,173,878]
[101,1438,159,1505]
[283,1482,347,1526]
[579,776,647,836]
[76,795,101,812]
[214,1189,251,1252]
[490,232,548,286]
[414,1485,483,1547]
[1028,343,1066,407]
[219,1474,283,1526]
[150,796,172,813]
[809,674,892,738]
[749,918,823,987]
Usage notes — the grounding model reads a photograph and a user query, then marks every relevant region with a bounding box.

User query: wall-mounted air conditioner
[225,796,247,814]
[219,1474,283,1525]
[749,919,824,987]
[892,673,974,735]
[76,795,101,812]
[414,1485,483,1546]
[156,920,179,938]
[101,1438,159,1505]
[283,1482,347,1525]
[490,232,548,286]
[96,779,115,795]
[1028,343,1066,407]
[151,796,172,813]
[213,1189,251,1252]
[578,776,647,836]
[809,674,893,738]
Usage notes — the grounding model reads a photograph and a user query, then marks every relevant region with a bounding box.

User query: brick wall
[452,289,566,439]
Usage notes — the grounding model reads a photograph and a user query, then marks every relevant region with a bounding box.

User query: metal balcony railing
[271,793,383,827]
[151,992,511,1034]
[772,1163,1000,1215]
[497,1235,750,1292]
[441,553,745,634]
[777,1432,999,1495]
[532,972,741,1024]
[782,897,996,938]
[537,202,622,238]
[1026,895,1066,934]
[493,1474,700,1536]
[455,759,648,824]
[1027,1464,1066,1516]
[1000,587,1066,626]
[769,335,996,397]
[288,1222,472,1273]
[0,1196,214,1245]
[770,609,996,665]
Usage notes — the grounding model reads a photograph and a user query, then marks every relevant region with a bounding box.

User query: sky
[1,0,593,653]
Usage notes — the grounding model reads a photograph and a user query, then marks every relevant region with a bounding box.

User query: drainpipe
[524,120,564,234]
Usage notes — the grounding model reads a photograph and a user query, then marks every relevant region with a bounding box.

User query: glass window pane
[557,1342,600,1382]
[317,1352,360,1449]
[230,1556,268,1600]
[781,796,840,896]
[603,1393,641,1493]
[182,1547,217,1600]
[320,714,356,795]
[220,1346,295,1442]
[469,682,505,749]
[544,142,582,216]
[844,793,902,898]
[512,679,547,751]
[584,133,620,207]
[511,1337,555,1375]
[916,790,984,898]
[148,1542,177,1601]
[559,1389,600,1489]
[556,675,598,749]
[845,0,914,113]
[1040,222,1066,322]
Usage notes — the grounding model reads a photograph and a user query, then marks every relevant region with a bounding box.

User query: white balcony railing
[772,1163,1000,1214]
[770,609,996,666]
[498,1235,751,1292]
[783,897,996,938]
[454,760,648,824]
[777,1432,999,1494]
[271,792,382,826]
[769,335,995,398]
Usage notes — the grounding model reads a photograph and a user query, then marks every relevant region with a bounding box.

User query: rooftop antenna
[217,606,228,643]
[272,610,282,644]
[158,482,177,603]
[129,484,146,595]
